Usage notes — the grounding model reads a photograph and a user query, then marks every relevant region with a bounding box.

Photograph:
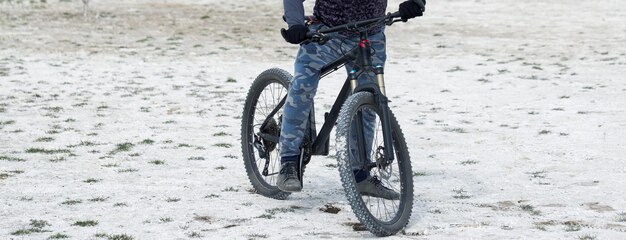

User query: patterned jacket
[283,0,387,28]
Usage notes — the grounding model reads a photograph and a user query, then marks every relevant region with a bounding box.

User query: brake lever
[307,32,330,45]
[316,34,331,45]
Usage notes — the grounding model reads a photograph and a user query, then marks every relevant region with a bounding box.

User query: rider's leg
[280,41,340,160]
[279,24,351,161]
[277,27,346,191]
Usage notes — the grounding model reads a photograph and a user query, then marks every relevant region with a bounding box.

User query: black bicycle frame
[259,33,395,165]
[259,13,406,165]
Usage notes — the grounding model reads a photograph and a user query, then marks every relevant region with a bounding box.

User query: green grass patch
[520,204,542,215]
[140,139,155,144]
[96,233,134,240]
[255,214,274,219]
[578,234,596,240]
[0,155,26,162]
[460,160,479,165]
[35,137,55,142]
[67,141,97,148]
[95,233,109,238]
[11,219,51,235]
[538,130,551,135]
[0,120,16,125]
[46,130,61,134]
[11,228,40,235]
[213,143,232,148]
[109,142,134,154]
[204,194,220,199]
[213,131,230,136]
[42,106,63,112]
[83,178,101,183]
[89,197,108,202]
[528,171,547,179]
[265,207,295,215]
[72,220,98,227]
[48,233,70,239]
[452,188,471,199]
[222,187,238,192]
[443,127,467,133]
[62,199,82,205]
[149,160,165,165]
[188,231,202,238]
[564,221,582,231]
[25,148,71,154]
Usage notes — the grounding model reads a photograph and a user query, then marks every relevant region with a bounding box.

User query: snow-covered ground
[1,0,625,239]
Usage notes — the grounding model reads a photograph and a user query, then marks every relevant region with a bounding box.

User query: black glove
[281,25,309,44]
[399,0,426,21]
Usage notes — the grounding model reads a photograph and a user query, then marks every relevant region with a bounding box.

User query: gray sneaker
[277,161,302,192]
[357,176,400,200]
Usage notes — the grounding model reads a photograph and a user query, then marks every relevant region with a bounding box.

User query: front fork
[350,65,395,167]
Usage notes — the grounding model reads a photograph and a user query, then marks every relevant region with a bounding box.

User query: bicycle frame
[258,29,396,165]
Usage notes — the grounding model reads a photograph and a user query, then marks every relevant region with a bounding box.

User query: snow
[1,0,625,239]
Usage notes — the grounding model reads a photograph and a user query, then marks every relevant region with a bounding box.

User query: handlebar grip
[389,11,402,18]
[412,0,426,12]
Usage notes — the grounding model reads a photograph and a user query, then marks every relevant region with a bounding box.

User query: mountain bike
[241,11,416,236]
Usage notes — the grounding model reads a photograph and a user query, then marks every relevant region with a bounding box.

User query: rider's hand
[281,25,309,44]
[399,0,426,21]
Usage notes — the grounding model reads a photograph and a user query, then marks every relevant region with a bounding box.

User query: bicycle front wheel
[335,91,413,236]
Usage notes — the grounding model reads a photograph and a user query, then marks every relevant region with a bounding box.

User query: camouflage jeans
[280,23,387,170]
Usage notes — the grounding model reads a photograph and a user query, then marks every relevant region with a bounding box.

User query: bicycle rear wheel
[335,91,413,236]
[241,68,291,200]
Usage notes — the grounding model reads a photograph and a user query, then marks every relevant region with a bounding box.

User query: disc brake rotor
[376,146,393,180]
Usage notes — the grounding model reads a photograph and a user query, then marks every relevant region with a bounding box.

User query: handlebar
[300,11,404,44]
[281,0,425,44]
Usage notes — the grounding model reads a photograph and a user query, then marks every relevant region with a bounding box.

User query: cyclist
[277,0,425,198]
